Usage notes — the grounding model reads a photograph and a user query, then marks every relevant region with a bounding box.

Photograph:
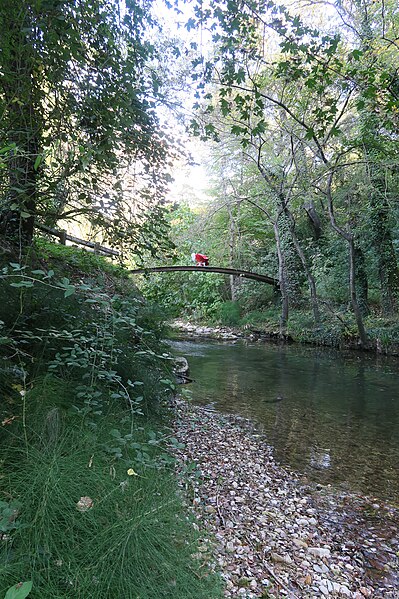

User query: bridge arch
[129,265,279,288]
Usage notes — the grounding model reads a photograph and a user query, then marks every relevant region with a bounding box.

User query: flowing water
[169,339,399,502]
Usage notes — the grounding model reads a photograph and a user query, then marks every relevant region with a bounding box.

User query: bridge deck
[129,265,279,287]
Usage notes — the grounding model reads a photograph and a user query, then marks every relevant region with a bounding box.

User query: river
[169,339,399,502]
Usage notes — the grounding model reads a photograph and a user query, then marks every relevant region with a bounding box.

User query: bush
[213,301,241,326]
[139,270,225,321]
[0,244,222,599]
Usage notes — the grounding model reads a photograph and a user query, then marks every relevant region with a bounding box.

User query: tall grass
[0,381,222,598]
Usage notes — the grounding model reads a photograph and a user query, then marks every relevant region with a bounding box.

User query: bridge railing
[36,224,119,257]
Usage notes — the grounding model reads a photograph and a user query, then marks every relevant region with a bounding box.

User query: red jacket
[194,253,209,266]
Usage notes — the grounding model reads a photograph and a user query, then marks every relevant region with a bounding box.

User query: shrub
[213,301,241,326]
[0,245,222,598]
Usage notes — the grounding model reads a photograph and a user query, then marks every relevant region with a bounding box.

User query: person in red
[191,252,209,266]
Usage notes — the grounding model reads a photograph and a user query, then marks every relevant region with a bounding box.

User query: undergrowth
[0,387,221,598]
[197,300,399,353]
[0,240,222,598]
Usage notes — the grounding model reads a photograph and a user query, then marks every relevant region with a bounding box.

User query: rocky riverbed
[171,399,399,598]
[169,319,292,343]
[170,320,243,340]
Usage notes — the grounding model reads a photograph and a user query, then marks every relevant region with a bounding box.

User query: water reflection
[169,339,399,501]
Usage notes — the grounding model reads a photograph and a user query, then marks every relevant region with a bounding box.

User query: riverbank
[171,398,399,598]
[170,319,290,342]
[170,320,246,341]
[169,318,399,355]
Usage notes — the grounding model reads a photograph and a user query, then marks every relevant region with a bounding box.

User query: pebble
[308,547,331,559]
[292,538,308,549]
[171,399,399,598]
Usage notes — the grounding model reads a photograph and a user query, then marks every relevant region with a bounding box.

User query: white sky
[167,152,213,212]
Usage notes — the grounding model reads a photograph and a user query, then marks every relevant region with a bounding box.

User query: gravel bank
[172,399,399,598]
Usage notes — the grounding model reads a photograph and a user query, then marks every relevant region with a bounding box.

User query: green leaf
[350,49,362,61]
[4,581,33,599]
[33,154,42,170]
[10,281,34,288]
[329,126,341,137]
[251,121,266,136]
[64,287,75,297]
[304,127,315,140]
[235,68,246,84]
[231,124,246,136]
[0,144,16,155]
[305,77,317,89]
[185,17,196,31]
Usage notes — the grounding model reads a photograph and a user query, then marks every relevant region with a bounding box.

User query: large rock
[173,356,191,384]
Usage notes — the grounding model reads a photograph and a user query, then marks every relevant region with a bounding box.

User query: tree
[186,0,399,343]
[339,0,399,315]
[0,0,173,255]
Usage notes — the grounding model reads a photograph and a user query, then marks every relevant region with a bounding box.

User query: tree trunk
[303,201,322,240]
[273,222,289,332]
[357,7,399,315]
[277,206,302,308]
[0,4,41,245]
[326,173,369,347]
[3,132,38,244]
[349,238,369,347]
[227,204,238,301]
[353,243,370,317]
[369,202,399,315]
[287,209,321,325]
[285,205,320,323]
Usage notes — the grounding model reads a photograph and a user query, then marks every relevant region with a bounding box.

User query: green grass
[0,385,222,598]
[33,238,128,281]
[212,301,241,326]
